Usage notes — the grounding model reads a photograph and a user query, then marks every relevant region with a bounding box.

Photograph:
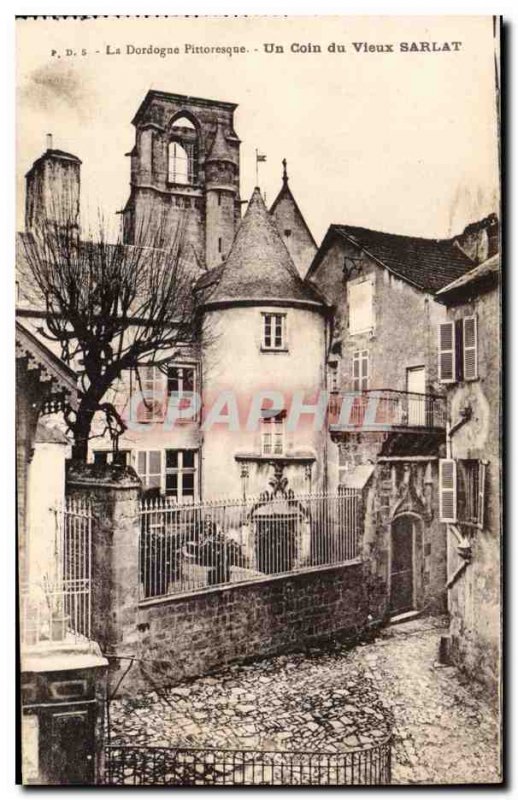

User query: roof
[25,149,81,177]
[16,319,78,407]
[435,253,500,303]
[269,170,318,251]
[308,224,475,293]
[132,90,237,126]
[206,121,238,166]
[199,188,324,309]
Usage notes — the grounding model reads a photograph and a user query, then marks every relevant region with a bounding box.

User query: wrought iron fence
[104,741,392,786]
[20,497,92,646]
[329,389,446,430]
[139,489,362,601]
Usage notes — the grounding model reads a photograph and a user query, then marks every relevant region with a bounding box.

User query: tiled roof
[435,253,499,299]
[309,224,475,292]
[201,188,323,308]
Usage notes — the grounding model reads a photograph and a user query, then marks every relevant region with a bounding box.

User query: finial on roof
[282,158,288,185]
[46,133,53,151]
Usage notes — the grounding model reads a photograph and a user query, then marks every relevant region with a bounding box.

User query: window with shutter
[438,322,456,383]
[477,461,486,529]
[463,316,478,380]
[439,458,457,522]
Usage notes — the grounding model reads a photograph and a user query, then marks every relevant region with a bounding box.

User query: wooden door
[390,516,414,614]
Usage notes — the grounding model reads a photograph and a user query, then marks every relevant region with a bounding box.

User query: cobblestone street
[110,616,501,785]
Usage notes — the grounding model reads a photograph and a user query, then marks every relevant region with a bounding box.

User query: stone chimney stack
[25,137,81,233]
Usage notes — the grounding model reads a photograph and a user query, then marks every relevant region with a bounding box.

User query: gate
[104,741,392,786]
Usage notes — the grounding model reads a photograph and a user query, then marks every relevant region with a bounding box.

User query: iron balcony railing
[139,489,362,601]
[104,741,392,786]
[20,498,93,647]
[329,389,446,431]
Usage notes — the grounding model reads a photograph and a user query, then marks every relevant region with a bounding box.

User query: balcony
[329,389,446,434]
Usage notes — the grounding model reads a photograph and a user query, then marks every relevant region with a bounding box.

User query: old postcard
[16,14,502,786]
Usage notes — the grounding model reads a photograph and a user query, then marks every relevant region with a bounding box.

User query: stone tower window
[168,115,198,185]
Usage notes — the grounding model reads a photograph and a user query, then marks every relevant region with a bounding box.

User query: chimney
[25,138,82,233]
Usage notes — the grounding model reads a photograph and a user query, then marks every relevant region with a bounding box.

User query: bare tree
[22,208,200,461]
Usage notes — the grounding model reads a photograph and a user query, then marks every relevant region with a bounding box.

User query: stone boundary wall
[129,562,368,695]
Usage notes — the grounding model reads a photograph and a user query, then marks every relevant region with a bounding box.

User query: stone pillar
[66,464,141,667]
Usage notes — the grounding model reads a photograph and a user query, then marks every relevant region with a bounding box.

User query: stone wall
[444,285,501,698]
[129,561,369,694]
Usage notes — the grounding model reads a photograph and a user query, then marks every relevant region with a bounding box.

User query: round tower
[199,188,327,500]
[204,120,240,268]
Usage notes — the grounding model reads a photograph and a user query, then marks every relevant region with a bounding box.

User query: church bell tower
[122,90,241,270]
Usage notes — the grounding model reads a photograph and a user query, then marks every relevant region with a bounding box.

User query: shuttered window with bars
[439,458,486,528]
[438,316,478,383]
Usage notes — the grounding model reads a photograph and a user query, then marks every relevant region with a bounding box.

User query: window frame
[439,457,486,529]
[130,365,166,424]
[438,315,478,384]
[261,312,288,352]
[167,137,197,186]
[135,448,199,501]
[261,413,286,456]
[352,349,369,392]
[164,449,198,502]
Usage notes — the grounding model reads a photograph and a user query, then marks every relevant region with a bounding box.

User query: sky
[16,15,499,245]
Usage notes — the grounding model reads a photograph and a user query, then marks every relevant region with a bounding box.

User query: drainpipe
[446,404,472,457]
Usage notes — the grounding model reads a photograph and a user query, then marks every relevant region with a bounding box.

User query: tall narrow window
[165,450,197,501]
[352,350,369,391]
[136,450,162,491]
[262,313,286,351]
[168,142,190,184]
[261,413,285,456]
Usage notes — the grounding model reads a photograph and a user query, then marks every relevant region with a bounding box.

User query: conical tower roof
[206,120,237,166]
[202,187,323,307]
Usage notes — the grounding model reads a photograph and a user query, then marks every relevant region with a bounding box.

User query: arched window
[171,115,196,130]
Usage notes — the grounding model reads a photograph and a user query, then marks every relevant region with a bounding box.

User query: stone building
[306,224,478,619]
[435,253,501,698]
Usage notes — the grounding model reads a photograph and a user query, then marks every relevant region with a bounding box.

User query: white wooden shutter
[439,458,457,522]
[477,461,486,529]
[438,322,456,383]
[463,316,478,380]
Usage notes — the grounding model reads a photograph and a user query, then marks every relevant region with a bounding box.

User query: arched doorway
[389,514,421,615]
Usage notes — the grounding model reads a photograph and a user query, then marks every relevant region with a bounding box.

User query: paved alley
[110,616,501,785]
